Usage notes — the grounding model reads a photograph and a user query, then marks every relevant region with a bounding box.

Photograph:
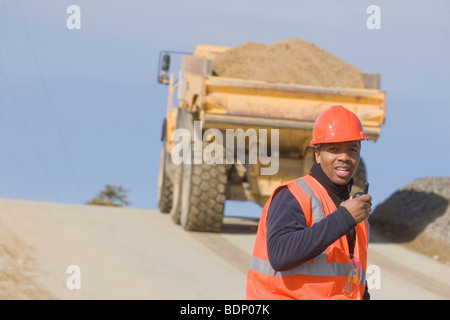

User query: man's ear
[314,147,321,164]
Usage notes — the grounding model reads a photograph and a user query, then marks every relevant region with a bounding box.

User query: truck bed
[201,76,386,141]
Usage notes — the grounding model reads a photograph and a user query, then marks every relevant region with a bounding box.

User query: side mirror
[158,52,171,84]
[157,50,192,85]
[162,54,170,72]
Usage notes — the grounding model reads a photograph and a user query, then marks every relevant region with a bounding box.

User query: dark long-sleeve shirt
[267,187,355,270]
[266,163,369,299]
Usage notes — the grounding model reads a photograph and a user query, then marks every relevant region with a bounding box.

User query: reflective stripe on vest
[295,178,325,224]
[250,254,366,284]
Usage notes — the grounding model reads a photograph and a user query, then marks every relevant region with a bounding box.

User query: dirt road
[0,198,449,300]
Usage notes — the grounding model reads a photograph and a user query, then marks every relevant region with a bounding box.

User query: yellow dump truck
[157,44,386,232]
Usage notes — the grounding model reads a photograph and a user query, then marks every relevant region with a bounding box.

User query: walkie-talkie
[353,182,369,198]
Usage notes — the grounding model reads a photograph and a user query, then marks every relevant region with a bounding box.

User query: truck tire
[157,143,173,213]
[169,163,182,224]
[180,161,227,232]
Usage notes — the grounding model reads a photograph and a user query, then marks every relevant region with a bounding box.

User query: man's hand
[341,194,372,224]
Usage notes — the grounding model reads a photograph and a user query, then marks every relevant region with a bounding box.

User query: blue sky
[0,0,449,218]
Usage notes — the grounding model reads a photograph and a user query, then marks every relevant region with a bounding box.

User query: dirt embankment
[370,177,450,265]
[0,223,55,299]
[212,38,366,88]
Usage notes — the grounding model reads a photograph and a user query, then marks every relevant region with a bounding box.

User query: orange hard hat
[310,105,368,146]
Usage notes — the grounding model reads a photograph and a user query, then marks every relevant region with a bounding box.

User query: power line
[0,135,36,200]
[15,0,84,203]
[0,69,61,201]
[0,2,49,200]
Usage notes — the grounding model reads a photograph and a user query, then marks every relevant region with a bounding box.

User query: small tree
[86,185,130,207]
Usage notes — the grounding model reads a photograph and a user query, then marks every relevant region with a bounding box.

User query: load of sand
[212,38,365,88]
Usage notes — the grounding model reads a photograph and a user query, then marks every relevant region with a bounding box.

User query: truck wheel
[157,144,173,213]
[170,163,182,224]
[180,161,227,232]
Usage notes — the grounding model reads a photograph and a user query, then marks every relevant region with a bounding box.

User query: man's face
[314,141,361,185]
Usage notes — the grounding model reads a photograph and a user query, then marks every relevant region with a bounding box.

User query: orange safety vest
[246,175,369,300]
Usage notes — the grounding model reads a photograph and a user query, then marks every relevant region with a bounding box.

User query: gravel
[369,177,450,263]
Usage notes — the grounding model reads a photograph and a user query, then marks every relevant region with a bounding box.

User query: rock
[369,177,450,263]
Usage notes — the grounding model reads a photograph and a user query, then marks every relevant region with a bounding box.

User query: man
[246,105,372,300]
